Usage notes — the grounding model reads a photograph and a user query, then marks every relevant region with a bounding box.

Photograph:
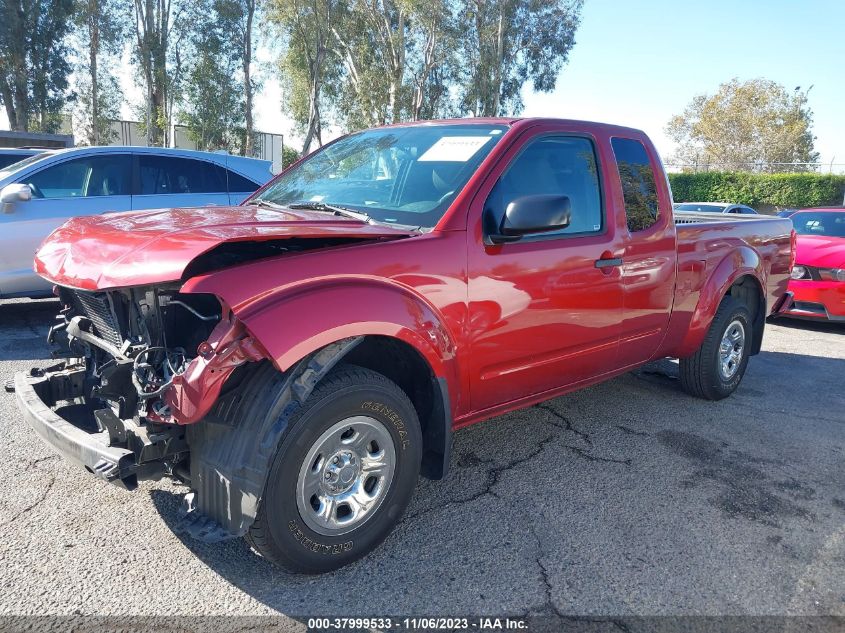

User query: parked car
[674,202,759,214]
[0,147,45,170]
[14,118,794,573]
[776,208,799,218]
[782,207,845,322]
[0,146,273,297]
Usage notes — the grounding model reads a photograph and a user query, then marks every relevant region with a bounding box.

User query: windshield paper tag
[418,136,491,162]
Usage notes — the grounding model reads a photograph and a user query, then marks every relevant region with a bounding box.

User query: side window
[0,155,26,169]
[23,155,131,199]
[225,170,260,193]
[138,156,226,195]
[611,138,659,232]
[486,136,603,237]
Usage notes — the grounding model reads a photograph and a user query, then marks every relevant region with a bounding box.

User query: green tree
[0,0,76,132]
[268,0,344,153]
[282,143,300,167]
[178,14,244,151]
[666,78,819,173]
[459,0,583,116]
[270,0,583,140]
[407,0,459,121]
[215,0,261,155]
[132,0,196,145]
[72,0,131,144]
[332,0,459,128]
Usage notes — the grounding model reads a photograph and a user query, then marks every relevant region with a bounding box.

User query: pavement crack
[403,433,559,524]
[536,404,631,466]
[534,403,592,445]
[530,524,565,618]
[617,424,649,437]
[561,443,632,466]
[27,455,59,469]
[0,473,56,529]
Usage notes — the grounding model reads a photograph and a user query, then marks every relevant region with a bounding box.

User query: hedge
[668,172,845,210]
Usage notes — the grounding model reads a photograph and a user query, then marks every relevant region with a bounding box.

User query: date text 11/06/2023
[306,617,529,630]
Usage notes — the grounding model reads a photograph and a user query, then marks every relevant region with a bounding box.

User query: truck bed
[657,212,794,359]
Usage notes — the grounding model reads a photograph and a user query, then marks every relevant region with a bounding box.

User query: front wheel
[247,365,422,573]
[679,296,753,400]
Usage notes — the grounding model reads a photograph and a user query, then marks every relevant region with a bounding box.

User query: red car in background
[785,207,845,322]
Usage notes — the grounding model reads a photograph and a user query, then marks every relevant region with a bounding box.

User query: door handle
[594,257,623,269]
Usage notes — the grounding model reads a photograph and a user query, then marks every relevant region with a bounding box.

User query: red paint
[34,205,413,290]
[33,118,794,428]
[150,307,267,425]
[784,209,845,321]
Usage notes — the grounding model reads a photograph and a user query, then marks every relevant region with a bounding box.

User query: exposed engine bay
[38,283,267,488]
[54,285,223,419]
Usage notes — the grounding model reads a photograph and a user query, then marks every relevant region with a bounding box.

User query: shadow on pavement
[768,316,844,335]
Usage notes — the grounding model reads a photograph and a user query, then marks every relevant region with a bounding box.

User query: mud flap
[176,337,363,542]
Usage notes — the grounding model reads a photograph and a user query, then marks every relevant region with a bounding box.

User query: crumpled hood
[35,205,414,290]
[795,234,845,269]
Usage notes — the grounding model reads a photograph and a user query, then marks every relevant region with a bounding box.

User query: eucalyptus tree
[73,0,131,144]
[459,0,583,116]
[132,0,195,145]
[268,0,345,153]
[0,0,76,132]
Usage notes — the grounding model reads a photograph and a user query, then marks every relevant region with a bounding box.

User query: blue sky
[519,0,845,170]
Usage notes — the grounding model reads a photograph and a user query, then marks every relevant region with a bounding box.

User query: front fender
[675,246,764,358]
[207,278,459,407]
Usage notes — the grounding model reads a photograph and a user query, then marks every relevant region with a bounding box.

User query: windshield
[254,124,508,229]
[0,151,53,180]
[674,203,727,213]
[791,211,845,238]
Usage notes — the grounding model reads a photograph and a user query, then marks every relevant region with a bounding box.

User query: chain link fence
[664,161,845,175]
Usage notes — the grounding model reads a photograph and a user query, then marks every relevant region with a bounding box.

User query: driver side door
[0,153,132,296]
[467,131,625,412]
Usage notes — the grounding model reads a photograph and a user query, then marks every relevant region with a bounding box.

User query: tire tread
[245,363,418,571]
[679,296,751,401]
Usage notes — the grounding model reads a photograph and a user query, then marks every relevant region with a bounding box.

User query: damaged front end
[15,284,266,490]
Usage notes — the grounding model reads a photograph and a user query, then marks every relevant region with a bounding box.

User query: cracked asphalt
[1,298,843,620]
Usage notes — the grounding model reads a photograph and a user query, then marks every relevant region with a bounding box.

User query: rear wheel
[680,296,752,400]
[247,365,421,573]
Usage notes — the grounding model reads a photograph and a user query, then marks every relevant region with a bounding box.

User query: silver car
[0,146,273,297]
[674,202,758,215]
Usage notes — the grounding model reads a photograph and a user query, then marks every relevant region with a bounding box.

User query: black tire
[247,364,422,573]
[679,296,753,400]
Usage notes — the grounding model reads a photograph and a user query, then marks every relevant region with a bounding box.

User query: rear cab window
[611,138,660,232]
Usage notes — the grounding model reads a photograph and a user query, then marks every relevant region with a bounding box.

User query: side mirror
[1,183,32,212]
[487,194,571,244]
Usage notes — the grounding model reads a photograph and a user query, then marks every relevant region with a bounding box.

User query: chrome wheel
[718,319,745,380]
[295,416,396,536]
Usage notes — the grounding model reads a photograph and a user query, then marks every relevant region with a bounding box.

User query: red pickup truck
[14,118,794,573]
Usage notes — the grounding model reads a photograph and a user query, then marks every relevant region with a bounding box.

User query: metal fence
[52,114,285,173]
[664,161,845,175]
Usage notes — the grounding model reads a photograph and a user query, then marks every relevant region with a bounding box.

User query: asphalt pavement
[0,298,843,621]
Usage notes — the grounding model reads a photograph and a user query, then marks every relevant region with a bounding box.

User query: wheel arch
[179,331,452,540]
[342,335,452,480]
[725,274,766,355]
[674,246,767,358]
